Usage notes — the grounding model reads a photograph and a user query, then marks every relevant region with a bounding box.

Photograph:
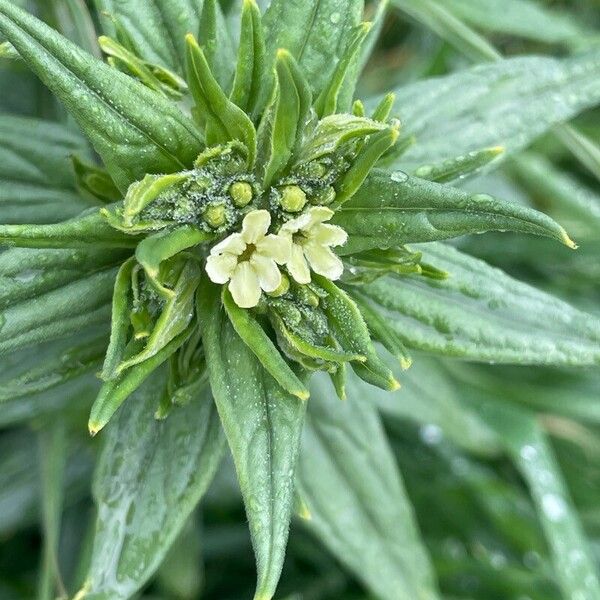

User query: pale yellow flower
[206,210,291,308]
[281,207,347,284]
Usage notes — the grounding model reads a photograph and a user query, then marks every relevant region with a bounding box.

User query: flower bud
[280,185,307,213]
[229,181,254,207]
[311,185,336,206]
[267,273,290,298]
[203,203,227,228]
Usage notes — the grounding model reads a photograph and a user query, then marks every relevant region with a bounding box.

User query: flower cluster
[206,207,347,308]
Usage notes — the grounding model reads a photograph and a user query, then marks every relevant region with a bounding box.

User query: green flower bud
[267,273,290,298]
[229,181,254,207]
[280,185,307,213]
[294,284,320,308]
[311,185,336,206]
[203,203,227,228]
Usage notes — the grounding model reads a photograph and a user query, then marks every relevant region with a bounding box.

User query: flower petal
[229,261,262,308]
[304,242,344,280]
[287,244,311,284]
[241,209,271,244]
[211,233,246,256]
[304,206,334,229]
[311,223,348,247]
[256,234,292,264]
[251,254,282,293]
[206,253,238,284]
[281,212,311,235]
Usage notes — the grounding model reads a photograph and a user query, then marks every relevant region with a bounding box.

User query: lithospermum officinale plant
[1,0,600,599]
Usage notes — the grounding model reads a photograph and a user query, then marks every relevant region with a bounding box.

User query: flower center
[239,243,257,263]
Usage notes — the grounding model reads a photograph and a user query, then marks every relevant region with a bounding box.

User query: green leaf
[443,0,596,47]
[0,267,115,354]
[555,124,600,185]
[0,208,139,249]
[315,275,399,391]
[0,246,127,309]
[256,49,312,187]
[296,375,439,600]
[94,0,201,71]
[0,115,95,223]
[185,33,257,165]
[462,396,600,600]
[222,289,309,400]
[198,280,307,600]
[333,169,574,254]
[78,374,224,600]
[46,0,100,58]
[231,0,267,117]
[390,0,500,62]
[263,0,364,97]
[361,243,600,366]
[37,422,68,600]
[0,0,203,191]
[198,0,236,89]
[385,51,600,170]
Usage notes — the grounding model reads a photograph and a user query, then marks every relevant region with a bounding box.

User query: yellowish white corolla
[281,207,348,284]
[205,210,291,308]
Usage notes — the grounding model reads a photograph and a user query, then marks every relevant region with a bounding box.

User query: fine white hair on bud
[280,207,348,284]
[206,210,291,308]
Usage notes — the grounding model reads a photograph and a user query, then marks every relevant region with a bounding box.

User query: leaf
[0,0,203,191]
[0,267,116,354]
[555,124,600,185]
[443,0,595,47]
[222,289,309,401]
[390,0,499,62]
[263,0,364,97]
[333,169,574,254]
[77,374,224,600]
[461,395,600,600]
[47,0,100,58]
[0,115,95,224]
[0,208,139,248]
[256,49,312,186]
[94,0,202,71]
[0,246,127,309]
[198,280,307,600]
[384,51,600,170]
[185,33,257,164]
[296,375,440,600]
[231,0,267,117]
[360,243,600,366]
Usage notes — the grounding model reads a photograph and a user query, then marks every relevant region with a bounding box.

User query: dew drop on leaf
[390,170,408,183]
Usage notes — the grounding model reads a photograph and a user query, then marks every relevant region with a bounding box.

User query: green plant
[1,0,600,599]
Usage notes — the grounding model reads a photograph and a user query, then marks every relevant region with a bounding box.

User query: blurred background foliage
[1,0,600,598]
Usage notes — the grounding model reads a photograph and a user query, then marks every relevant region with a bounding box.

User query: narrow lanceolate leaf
[231,0,267,116]
[463,397,600,600]
[0,0,203,191]
[78,374,224,600]
[361,243,600,366]
[384,51,600,170]
[0,268,115,354]
[94,0,202,71]
[0,115,94,224]
[263,0,364,97]
[296,376,439,600]
[444,0,595,47]
[186,34,256,165]
[257,49,312,187]
[0,246,127,309]
[0,208,139,249]
[333,169,574,254]
[223,289,309,401]
[198,281,307,600]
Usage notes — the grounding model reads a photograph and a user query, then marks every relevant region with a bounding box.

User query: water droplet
[414,165,434,179]
[330,12,340,23]
[419,424,443,445]
[391,170,408,183]
[520,444,537,461]
[542,493,567,522]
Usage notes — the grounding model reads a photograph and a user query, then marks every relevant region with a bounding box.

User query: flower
[281,207,348,284]
[206,210,291,308]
